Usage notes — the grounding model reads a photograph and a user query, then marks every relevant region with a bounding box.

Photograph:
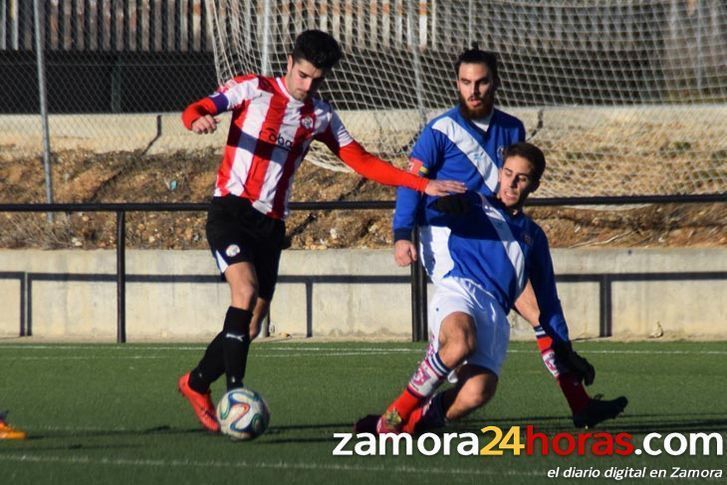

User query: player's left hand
[423,179,466,197]
[554,342,596,386]
[191,115,220,134]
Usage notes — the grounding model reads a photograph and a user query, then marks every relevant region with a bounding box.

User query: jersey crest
[300,115,314,129]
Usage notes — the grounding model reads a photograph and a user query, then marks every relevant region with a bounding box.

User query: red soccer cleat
[177,373,220,433]
[375,408,404,434]
[0,412,26,440]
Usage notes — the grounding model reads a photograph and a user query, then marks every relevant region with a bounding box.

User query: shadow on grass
[453,412,727,434]
[0,443,142,452]
[267,422,354,432]
[260,422,353,444]
[258,436,340,445]
[4,425,213,441]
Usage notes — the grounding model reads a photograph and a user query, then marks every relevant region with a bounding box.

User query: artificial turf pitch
[1,340,726,484]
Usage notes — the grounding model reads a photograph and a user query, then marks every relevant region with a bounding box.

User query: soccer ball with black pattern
[216,388,270,440]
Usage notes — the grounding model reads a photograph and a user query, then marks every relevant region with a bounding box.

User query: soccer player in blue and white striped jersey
[359,143,627,434]
[387,47,624,429]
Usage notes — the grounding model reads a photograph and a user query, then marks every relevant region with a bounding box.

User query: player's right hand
[423,179,466,197]
[191,115,220,134]
[394,240,417,266]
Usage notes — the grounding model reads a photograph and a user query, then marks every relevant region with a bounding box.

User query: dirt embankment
[0,149,724,250]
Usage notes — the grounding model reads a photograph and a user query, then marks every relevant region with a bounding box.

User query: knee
[462,382,497,411]
[439,321,477,366]
[447,338,476,365]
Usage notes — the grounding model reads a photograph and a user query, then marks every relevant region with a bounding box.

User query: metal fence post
[408,0,427,130]
[33,0,53,222]
[116,210,127,343]
[410,229,428,342]
[261,0,272,75]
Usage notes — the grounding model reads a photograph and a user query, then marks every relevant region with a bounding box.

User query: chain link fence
[0,0,219,155]
[1,1,726,199]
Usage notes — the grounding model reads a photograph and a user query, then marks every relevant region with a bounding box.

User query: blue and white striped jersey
[393,106,525,241]
[430,193,570,343]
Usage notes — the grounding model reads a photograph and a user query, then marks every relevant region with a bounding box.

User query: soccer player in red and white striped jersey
[177,30,466,433]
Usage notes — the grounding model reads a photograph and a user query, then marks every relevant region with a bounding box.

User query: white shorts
[427,276,510,376]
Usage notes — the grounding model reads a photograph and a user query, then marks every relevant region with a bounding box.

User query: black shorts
[205,195,286,301]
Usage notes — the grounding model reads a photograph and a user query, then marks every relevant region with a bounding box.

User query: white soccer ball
[216,388,270,441]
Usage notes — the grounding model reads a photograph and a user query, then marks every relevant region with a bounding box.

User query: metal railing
[0,193,725,342]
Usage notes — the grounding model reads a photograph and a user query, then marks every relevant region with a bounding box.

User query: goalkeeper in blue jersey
[388,47,623,428]
[357,143,627,434]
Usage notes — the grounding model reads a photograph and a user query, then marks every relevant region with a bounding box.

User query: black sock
[222,306,253,390]
[189,332,226,394]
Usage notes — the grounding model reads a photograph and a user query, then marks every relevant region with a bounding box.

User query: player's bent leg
[443,365,498,422]
[376,349,454,434]
[221,262,258,390]
[376,312,475,434]
[249,298,270,340]
[401,366,499,435]
[224,262,258,310]
[438,312,477,368]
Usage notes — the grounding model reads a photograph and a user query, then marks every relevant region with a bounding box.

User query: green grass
[1,341,726,484]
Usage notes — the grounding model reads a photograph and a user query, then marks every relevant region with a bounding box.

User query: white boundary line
[1,345,727,356]
[0,352,410,360]
[0,453,543,477]
[2,349,727,361]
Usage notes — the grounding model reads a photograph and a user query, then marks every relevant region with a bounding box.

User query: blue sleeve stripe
[210,93,228,113]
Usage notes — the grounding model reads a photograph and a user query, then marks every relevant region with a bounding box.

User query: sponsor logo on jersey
[497,145,505,162]
[522,233,534,246]
[263,127,294,152]
[225,244,241,258]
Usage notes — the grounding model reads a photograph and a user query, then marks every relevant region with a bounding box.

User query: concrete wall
[0,248,725,342]
[4,105,723,156]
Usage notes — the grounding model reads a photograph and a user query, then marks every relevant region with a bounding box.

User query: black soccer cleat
[573,396,628,429]
[353,414,380,434]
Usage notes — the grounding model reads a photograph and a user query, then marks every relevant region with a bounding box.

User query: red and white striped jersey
[182,74,427,219]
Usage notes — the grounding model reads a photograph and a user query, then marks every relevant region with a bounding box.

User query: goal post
[205,0,727,197]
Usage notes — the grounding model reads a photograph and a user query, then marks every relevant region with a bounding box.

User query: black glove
[433,193,473,215]
[553,341,596,386]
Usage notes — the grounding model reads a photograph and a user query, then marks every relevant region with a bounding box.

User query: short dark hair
[454,44,499,82]
[292,30,343,70]
[503,142,546,182]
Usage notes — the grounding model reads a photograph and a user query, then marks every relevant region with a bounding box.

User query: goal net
[205,0,727,197]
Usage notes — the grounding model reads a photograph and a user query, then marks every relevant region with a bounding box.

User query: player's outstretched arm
[327,138,465,194]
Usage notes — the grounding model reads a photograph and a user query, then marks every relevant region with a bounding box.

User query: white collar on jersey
[469,110,494,133]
